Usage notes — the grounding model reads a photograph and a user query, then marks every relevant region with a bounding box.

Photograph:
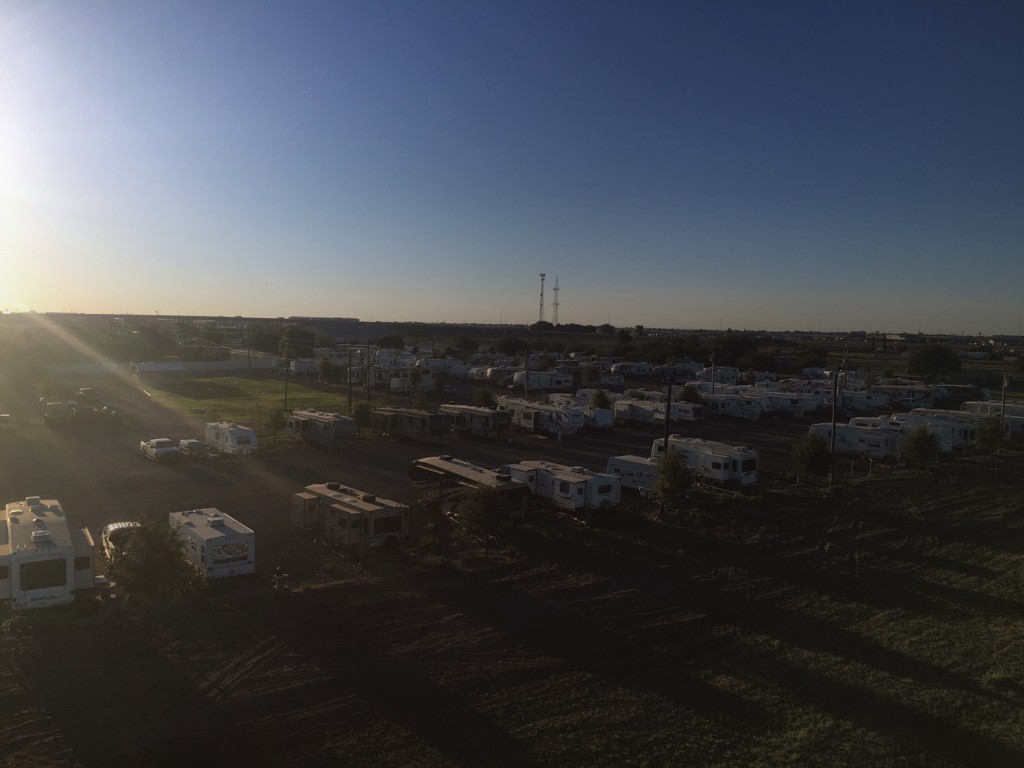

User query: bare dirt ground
[2,374,1024,767]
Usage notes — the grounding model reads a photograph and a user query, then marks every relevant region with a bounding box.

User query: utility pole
[348,347,353,415]
[538,273,546,323]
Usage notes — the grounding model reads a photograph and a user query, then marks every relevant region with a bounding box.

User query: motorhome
[1,496,95,611]
[613,399,704,424]
[605,455,660,496]
[205,422,258,455]
[169,507,255,579]
[287,409,358,449]
[408,456,532,516]
[371,408,451,442]
[500,461,621,514]
[700,394,763,421]
[438,404,511,438]
[293,482,409,548]
[650,437,760,488]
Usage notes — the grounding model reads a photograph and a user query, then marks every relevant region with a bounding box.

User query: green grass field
[144,374,360,429]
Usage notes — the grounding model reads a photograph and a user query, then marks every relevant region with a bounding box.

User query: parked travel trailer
[371,408,451,442]
[700,394,763,421]
[169,507,255,579]
[610,362,655,378]
[961,400,1024,418]
[287,409,358,449]
[605,455,660,496]
[807,423,902,461]
[511,370,575,391]
[295,482,409,548]
[752,392,819,418]
[438,404,511,438]
[408,455,532,516]
[840,390,891,414]
[868,385,933,410]
[500,461,621,514]
[1,496,95,611]
[486,367,521,386]
[613,399,661,424]
[650,437,760,488]
[847,415,956,453]
[389,370,435,394]
[908,408,981,449]
[205,422,258,455]
[495,397,578,436]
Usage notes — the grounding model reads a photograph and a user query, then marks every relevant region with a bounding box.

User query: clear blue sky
[3,1,1022,334]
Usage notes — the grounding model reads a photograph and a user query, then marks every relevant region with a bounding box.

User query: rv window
[577,487,584,496]
[711,461,722,470]
[742,459,757,472]
[20,559,67,590]
[0,565,8,579]
[559,482,571,494]
[597,484,612,495]
[213,542,249,564]
[336,516,348,529]
[74,556,91,570]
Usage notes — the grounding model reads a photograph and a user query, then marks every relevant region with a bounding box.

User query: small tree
[790,433,831,482]
[580,365,601,387]
[406,367,423,400]
[976,415,1005,457]
[352,401,373,429]
[900,426,940,474]
[655,452,692,518]
[453,486,513,560]
[590,388,612,410]
[110,520,205,605]
[907,344,961,382]
[266,408,286,447]
[474,388,497,408]
[680,384,703,404]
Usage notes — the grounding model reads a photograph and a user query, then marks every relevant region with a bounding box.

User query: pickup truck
[139,438,179,460]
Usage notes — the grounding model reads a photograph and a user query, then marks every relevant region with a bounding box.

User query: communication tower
[538,274,546,323]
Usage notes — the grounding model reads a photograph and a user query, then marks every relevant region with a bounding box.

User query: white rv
[650,437,760,488]
[287,409,358,449]
[840,390,891,414]
[408,456,532,517]
[511,371,575,391]
[495,397,578,436]
[389,370,435,394]
[295,482,409,548]
[438,404,511,438]
[700,394,763,421]
[605,455,660,496]
[205,422,258,455]
[500,461,621,513]
[371,408,452,442]
[169,507,255,579]
[808,423,902,461]
[1,496,95,611]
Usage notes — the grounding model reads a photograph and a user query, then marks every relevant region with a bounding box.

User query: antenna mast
[538,273,546,323]
[552,277,560,326]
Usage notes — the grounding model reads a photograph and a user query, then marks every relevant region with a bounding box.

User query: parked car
[139,438,179,460]
[178,438,208,458]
